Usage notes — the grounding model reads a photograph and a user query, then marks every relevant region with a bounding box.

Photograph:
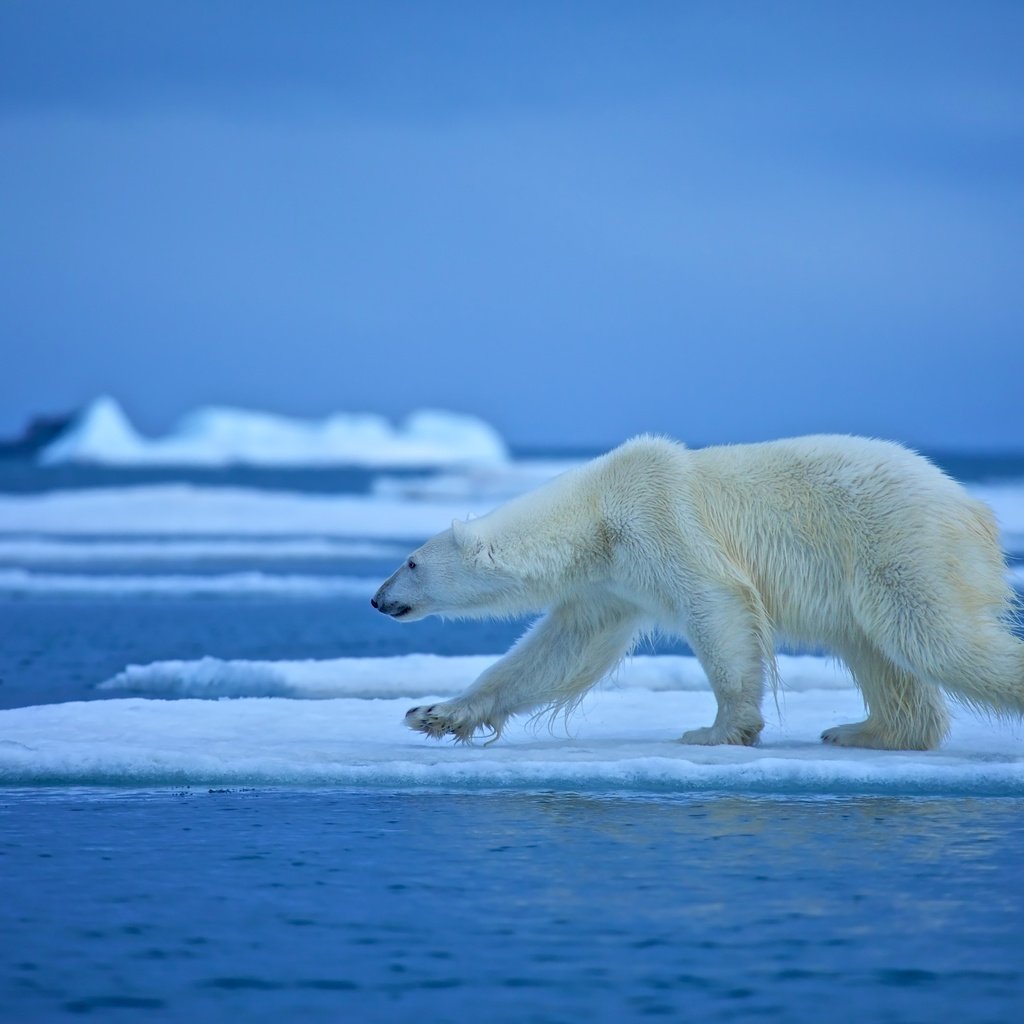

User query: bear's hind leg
[822,644,949,751]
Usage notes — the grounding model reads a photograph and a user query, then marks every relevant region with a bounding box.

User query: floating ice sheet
[1,688,1022,794]
[1,653,1020,794]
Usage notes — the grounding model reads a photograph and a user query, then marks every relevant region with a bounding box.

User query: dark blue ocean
[2,452,1024,1022]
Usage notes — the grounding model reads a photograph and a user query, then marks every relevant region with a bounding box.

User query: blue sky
[1,1,1022,449]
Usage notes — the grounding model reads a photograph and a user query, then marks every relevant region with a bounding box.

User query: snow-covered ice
[40,396,509,467]
[2,671,1022,793]
[0,653,1017,793]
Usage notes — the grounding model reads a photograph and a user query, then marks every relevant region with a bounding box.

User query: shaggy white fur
[372,435,1024,750]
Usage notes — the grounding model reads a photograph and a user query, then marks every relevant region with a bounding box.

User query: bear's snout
[371,583,413,619]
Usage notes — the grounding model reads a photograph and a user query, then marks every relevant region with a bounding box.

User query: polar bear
[371,435,1024,750]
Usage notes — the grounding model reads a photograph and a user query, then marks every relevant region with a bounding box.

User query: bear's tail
[932,626,1024,719]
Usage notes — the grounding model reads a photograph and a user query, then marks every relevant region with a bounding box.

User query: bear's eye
[407,559,417,570]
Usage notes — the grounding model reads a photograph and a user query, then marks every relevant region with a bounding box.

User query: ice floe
[0,652,1016,794]
[1,684,1022,794]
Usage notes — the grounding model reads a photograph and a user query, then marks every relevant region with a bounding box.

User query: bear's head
[371,519,527,622]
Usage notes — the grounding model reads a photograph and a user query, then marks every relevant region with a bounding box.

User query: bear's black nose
[370,597,379,609]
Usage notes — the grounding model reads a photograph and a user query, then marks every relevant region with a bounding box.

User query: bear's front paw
[405,701,500,743]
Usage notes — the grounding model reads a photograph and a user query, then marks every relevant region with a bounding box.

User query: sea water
[1,452,1023,1021]
[4,789,1023,1024]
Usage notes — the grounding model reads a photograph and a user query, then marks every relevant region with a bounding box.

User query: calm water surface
[3,789,1022,1023]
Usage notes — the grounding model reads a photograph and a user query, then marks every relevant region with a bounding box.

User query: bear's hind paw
[820,721,936,750]
[821,722,884,748]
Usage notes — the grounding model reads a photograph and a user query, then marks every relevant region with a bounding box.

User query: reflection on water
[3,789,1023,1023]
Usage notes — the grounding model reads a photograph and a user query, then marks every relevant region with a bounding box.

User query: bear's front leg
[406,600,642,744]
[405,698,505,743]
[679,584,771,747]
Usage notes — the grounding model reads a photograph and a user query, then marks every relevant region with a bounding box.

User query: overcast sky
[2,1,1022,450]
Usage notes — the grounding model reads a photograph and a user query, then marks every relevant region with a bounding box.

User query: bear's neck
[478,461,605,593]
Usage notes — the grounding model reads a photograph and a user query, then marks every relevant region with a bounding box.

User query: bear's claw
[405,702,486,743]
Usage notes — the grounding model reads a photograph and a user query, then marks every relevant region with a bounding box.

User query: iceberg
[39,396,146,465]
[39,396,509,467]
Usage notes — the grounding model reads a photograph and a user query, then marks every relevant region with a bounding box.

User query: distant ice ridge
[40,396,509,467]
[97,652,857,699]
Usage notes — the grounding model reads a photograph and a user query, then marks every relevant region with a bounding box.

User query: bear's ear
[451,518,503,569]
[451,518,472,550]
[451,518,485,556]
